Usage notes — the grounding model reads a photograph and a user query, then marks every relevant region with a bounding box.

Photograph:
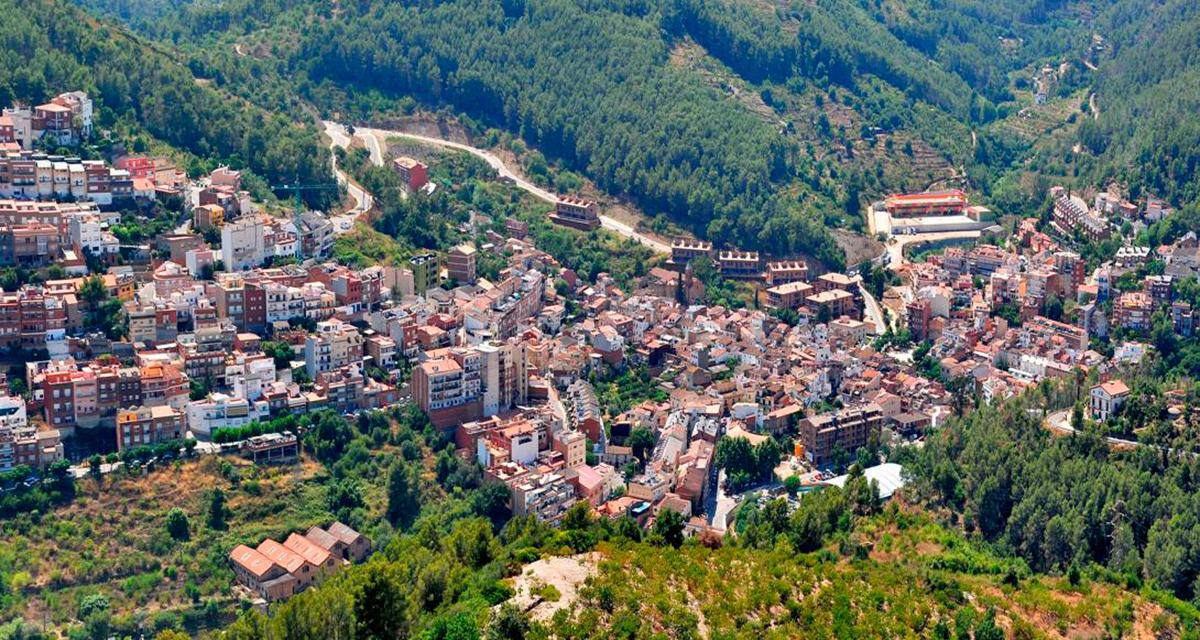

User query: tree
[653,508,685,548]
[486,603,532,640]
[79,274,107,310]
[426,613,480,640]
[471,482,512,527]
[207,488,228,530]
[627,427,655,465]
[783,474,803,496]
[78,593,110,619]
[1071,401,1085,431]
[386,461,421,530]
[88,454,102,486]
[327,478,365,526]
[351,562,407,640]
[166,507,190,541]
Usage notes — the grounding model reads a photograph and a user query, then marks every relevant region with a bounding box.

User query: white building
[185,393,270,437]
[1089,380,1130,422]
[222,216,266,271]
[0,394,29,471]
[66,213,118,257]
[226,356,277,402]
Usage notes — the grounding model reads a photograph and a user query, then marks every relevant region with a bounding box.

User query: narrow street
[860,285,887,335]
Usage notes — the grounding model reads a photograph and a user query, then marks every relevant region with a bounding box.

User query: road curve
[886,231,981,270]
[1044,409,1143,448]
[328,121,670,254]
[322,121,374,234]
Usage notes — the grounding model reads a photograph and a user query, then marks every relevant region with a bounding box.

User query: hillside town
[0,91,1195,612]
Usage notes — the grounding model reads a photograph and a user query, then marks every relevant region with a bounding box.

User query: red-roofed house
[283,532,338,577]
[229,544,296,601]
[257,538,314,589]
[1090,379,1130,422]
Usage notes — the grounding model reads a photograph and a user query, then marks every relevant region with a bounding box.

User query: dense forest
[295,0,850,263]
[0,0,334,206]
[910,389,1200,603]
[1074,0,1200,207]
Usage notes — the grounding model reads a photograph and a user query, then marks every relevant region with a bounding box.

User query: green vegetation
[714,435,784,491]
[0,0,334,206]
[340,144,662,289]
[297,0,844,264]
[0,405,500,636]
[593,366,667,417]
[0,460,74,518]
[910,391,1200,604]
[213,478,1194,638]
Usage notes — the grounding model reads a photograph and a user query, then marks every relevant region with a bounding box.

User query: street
[322,121,376,234]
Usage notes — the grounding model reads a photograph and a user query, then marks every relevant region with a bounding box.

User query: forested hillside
[0,0,334,204]
[298,0,848,264]
[56,0,1200,259]
[1074,0,1200,207]
[911,389,1200,603]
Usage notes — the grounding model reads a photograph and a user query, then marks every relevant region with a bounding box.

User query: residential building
[392,156,429,191]
[1090,380,1130,422]
[185,393,269,436]
[798,405,883,466]
[549,196,600,230]
[116,405,184,451]
[717,250,761,278]
[304,319,365,378]
[446,243,478,284]
[222,216,266,271]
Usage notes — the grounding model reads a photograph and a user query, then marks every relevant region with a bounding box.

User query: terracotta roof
[1097,380,1130,397]
[305,526,343,552]
[327,521,363,545]
[257,538,307,574]
[230,544,278,579]
[284,532,332,567]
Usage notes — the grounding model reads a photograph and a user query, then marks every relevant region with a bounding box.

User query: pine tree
[386,461,420,530]
[207,488,228,530]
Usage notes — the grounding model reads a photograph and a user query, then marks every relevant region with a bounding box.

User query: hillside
[59,0,1094,264]
[0,0,334,205]
[57,0,1200,258]
[211,494,1195,639]
[1074,0,1200,207]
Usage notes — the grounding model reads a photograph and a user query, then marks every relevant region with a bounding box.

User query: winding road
[323,122,375,234]
[1044,409,1141,448]
[323,121,670,253]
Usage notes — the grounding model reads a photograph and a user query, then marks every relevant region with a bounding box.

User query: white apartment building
[66,213,119,256]
[0,394,29,471]
[222,216,266,271]
[304,319,364,378]
[186,393,270,436]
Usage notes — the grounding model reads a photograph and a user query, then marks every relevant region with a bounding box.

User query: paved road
[1044,409,1141,448]
[885,231,982,270]
[860,285,887,336]
[322,121,376,234]
[709,469,738,531]
[331,121,671,254]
